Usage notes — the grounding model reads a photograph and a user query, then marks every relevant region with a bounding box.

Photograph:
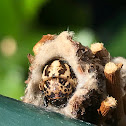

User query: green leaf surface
[0,95,94,126]
[22,0,47,20]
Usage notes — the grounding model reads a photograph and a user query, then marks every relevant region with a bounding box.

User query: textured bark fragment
[104,62,125,124]
[97,96,117,125]
[98,97,117,116]
[63,89,102,124]
[111,57,126,118]
[91,43,110,65]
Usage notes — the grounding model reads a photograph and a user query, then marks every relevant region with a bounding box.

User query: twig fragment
[90,43,110,65]
[104,62,125,122]
[98,96,117,117]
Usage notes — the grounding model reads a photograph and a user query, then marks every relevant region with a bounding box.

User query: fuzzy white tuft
[112,57,126,96]
[24,31,99,107]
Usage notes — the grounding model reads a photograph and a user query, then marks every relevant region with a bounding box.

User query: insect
[39,59,77,106]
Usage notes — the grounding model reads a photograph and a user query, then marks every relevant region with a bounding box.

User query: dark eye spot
[59,78,66,85]
[61,86,63,88]
[64,89,67,92]
[50,92,55,98]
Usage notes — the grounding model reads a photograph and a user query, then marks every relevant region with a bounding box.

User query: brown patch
[33,34,56,55]
[29,66,34,72]
[76,44,92,60]
[76,48,86,59]
[27,54,34,64]
[25,78,30,84]
[77,65,83,74]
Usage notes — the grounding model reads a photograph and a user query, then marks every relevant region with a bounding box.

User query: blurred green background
[0,0,126,100]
